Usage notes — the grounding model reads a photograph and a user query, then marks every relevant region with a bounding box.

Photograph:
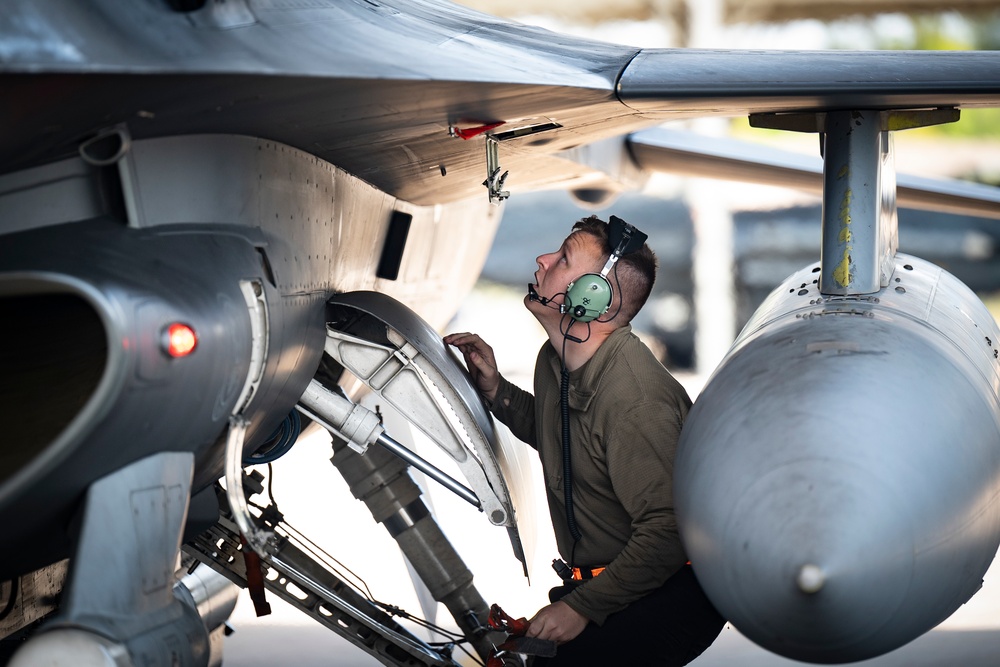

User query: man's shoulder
[607,331,690,407]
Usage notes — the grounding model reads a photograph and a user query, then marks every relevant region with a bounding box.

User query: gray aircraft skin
[2,1,1000,665]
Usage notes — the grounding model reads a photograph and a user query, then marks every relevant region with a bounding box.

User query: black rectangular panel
[376,211,412,281]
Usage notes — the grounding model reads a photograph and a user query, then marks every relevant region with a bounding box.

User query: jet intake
[0,286,107,489]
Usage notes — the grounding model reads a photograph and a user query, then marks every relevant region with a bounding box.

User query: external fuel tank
[676,253,1000,663]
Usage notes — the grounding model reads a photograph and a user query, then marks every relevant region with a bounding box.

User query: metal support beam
[750,108,961,296]
[820,110,897,295]
[296,380,482,510]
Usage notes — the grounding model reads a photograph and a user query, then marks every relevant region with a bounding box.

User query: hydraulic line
[244,410,302,465]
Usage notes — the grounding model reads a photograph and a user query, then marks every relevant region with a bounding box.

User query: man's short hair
[572,215,657,324]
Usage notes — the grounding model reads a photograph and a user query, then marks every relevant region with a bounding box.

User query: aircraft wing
[618,49,1000,113]
[2,1,1000,207]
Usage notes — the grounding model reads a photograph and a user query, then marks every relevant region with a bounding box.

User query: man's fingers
[523,602,587,645]
[444,332,480,347]
[445,333,495,366]
[467,349,495,374]
[525,617,546,639]
[445,332,499,400]
[444,332,489,352]
[526,619,560,644]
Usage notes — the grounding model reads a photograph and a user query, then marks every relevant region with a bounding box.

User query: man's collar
[547,325,633,411]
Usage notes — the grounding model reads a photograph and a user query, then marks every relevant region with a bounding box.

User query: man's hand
[525,602,588,645]
[443,332,500,403]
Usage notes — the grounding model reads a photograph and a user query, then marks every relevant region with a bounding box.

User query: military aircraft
[3,1,1000,665]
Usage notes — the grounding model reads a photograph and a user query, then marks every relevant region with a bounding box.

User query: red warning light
[165,323,197,358]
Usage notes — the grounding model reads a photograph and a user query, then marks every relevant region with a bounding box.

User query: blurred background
[219,1,1000,665]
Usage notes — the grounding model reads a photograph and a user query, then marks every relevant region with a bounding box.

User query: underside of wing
[2,0,999,205]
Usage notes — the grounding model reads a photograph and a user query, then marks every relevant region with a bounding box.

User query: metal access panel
[323,291,534,571]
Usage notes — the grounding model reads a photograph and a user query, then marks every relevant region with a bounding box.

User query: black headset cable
[560,328,584,547]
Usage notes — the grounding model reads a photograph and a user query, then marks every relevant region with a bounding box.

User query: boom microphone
[528,283,552,306]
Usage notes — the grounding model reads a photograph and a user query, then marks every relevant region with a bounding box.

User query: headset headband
[599,215,648,278]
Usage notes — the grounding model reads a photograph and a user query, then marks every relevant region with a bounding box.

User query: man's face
[526,231,605,322]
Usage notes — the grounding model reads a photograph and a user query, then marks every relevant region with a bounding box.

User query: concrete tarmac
[221,611,1000,666]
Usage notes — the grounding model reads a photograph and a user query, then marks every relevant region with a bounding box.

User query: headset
[562,215,648,323]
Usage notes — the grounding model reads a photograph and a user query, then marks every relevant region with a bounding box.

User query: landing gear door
[324,291,532,574]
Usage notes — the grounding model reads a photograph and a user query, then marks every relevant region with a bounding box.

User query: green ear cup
[564,274,613,323]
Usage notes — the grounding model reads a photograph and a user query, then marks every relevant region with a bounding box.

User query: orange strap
[570,561,692,581]
[571,566,606,580]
